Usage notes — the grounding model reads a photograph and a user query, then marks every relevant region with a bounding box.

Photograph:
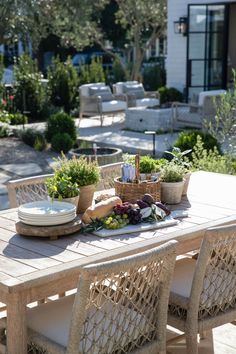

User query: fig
[136,199,149,209]
[142,193,155,206]
[155,202,171,216]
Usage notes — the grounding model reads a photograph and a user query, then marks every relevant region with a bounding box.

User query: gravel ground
[0,137,58,174]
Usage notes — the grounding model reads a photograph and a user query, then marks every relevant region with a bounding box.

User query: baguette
[82,196,122,224]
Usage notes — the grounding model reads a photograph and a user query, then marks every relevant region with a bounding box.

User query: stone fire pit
[69,147,123,166]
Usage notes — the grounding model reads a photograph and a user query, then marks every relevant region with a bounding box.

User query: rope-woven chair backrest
[97,162,123,191]
[66,241,177,354]
[189,224,236,321]
[7,162,123,207]
[7,174,53,208]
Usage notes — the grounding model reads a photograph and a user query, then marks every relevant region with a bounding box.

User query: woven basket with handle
[114,177,161,203]
[114,155,161,203]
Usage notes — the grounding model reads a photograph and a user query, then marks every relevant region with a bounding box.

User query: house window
[186,4,227,100]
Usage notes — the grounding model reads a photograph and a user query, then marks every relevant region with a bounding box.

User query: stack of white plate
[18,201,76,226]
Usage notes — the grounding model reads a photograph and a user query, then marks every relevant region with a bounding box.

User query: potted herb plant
[54,155,100,213]
[46,174,80,206]
[164,147,192,195]
[126,155,167,180]
[160,162,185,204]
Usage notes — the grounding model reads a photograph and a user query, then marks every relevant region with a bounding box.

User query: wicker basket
[114,177,161,203]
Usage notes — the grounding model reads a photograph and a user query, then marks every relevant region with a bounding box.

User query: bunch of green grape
[101,212,129,230]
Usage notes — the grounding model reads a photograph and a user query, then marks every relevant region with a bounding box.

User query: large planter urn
[77,184,96,213]
[161,180,184,204]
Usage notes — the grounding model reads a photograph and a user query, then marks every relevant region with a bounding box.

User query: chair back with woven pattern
[97,162,123,191]
[189,224,236,323]
[66,240,177,354]
[7,162,123,208]
[7,174,53,208]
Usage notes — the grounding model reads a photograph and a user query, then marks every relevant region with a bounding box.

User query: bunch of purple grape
[127,207,142,224]
[113,202,142,225]
[113,202,131,216]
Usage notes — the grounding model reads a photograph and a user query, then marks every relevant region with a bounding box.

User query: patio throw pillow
[89,86,113,101]
[123,84,145,99]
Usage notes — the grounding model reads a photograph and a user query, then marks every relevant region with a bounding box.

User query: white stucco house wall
[167,0,236,100]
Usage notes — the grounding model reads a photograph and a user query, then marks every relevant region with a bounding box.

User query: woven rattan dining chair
[7,174,53,208]
[167,224,236,354]
[7,162,123,208]
[7,240,177,354]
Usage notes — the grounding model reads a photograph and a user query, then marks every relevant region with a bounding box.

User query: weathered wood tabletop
[0,171,236,354]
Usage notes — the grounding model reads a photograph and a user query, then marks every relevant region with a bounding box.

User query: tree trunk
[131,26,144,81]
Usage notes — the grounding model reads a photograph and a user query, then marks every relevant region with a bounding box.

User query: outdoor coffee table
[0,171,236,354]
[125,106,172,132]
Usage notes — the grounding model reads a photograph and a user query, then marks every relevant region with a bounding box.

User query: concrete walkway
[11,114,178,155]
[0,114,179,210]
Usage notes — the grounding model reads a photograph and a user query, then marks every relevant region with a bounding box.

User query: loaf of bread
[82,196,122,224]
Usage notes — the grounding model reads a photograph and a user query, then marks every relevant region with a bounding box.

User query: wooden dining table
[0,171,236,354]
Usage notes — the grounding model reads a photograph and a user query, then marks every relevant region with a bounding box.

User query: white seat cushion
[114,81,139,94]
[89,86,113,101]
[79,83,105,97]
[136,98,159,107]
[170,258,196,304]
[198,90,226,106]
[27,294,152,353]
[169,257,236,316]
[101,100,127,112]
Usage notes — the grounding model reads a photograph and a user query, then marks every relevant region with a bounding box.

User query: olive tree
[205,71,236,154]
[115,0,167,80]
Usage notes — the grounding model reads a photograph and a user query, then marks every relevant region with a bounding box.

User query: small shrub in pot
[164,147,192,195]
[125,155,167,180]
[46,174,79,200]
[160,162,185,204]
[54,155,100,213]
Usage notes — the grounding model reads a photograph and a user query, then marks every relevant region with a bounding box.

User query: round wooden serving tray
[15,216,81,240]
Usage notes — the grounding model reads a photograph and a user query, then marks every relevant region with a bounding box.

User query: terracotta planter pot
[182,172,191,196]
[161,180,184,204]
[77,184,95,213]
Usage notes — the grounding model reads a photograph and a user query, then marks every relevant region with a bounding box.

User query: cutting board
[93,215,178,238]
[16,216,82,240]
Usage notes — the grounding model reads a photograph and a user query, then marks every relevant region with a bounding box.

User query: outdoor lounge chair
[79,83,127,127]
[167,224,236,354]
[5,240,177,354]
[171,89,226,130]
[113,81,160,108]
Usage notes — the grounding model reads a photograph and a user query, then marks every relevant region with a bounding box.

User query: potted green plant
[160,162,185,204]
[46,174,80,206]
[125,155,167,180]
[55,155,100,213]
[164,147,192,195]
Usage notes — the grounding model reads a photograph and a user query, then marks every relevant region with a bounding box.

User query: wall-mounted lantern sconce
[174,17,188,36]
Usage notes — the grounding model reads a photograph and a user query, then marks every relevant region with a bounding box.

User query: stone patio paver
[0,194,9,209]
[167,324,236,354]
[0,163,42,176]
[0,172,11,194]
